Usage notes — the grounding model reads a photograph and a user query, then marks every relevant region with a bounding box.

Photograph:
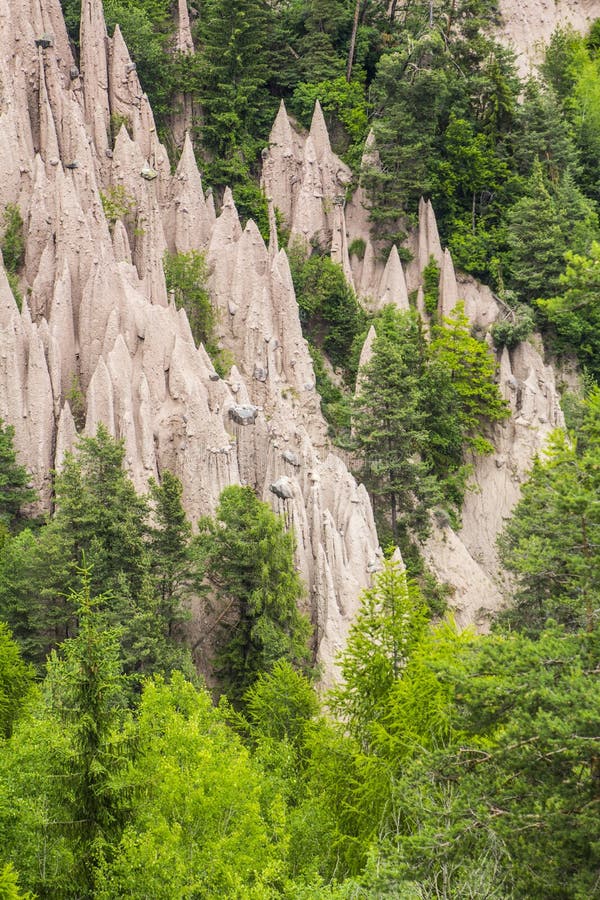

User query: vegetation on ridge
[2,2,600,895]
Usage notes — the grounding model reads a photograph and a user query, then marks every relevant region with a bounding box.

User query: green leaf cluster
[196,485,311,705]
[352,304,508,544]
[289,247,367,380]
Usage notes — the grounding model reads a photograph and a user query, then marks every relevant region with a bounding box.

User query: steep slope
[261,102,564,626]
[498,0,600,75]
[0,0,381,684]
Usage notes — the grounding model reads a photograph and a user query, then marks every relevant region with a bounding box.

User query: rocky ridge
[0,0,384,684]
[261,100,564,628]
[0,0,566,668]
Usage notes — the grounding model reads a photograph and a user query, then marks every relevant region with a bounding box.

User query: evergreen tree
[196,485,310,703]
[512,80,580,181]
[538,240,600,380]
[429,302,509,455]
[45,575,129,898]
[372,624,600,899]
[0,429,193,681]
[353,307,440,544]
[0,621,33,739]
[197,0,278,182]
[0,420,36,530]
[506,161,568,301]
[147,471,193,637]
[499,389,600,634]
[328,557,427,749]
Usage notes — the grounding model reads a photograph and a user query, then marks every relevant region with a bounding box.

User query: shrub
[1,205,25,275]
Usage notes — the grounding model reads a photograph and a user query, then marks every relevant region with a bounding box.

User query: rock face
[0,0,381,685]
[497,0,600,76]
[0,0,571,662]
[262,107,566,625]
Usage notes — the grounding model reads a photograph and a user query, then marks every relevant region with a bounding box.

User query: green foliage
[429,302,509,454]
[306,343,352,441]
[289,247,367,381]
[0,865,34,900]
[291,77,368,168]
[163,249,214,344]
[353,308,440,544]
[45,574,128,897]
[366,6,520,260]
[196,0,278,182]
[0,427,193,682]
[422,254,440,316]
[109,112,132,143]
[1,205,24,276]
[5,273,22,313]
[375,624,600,899]
[512,80,581,181]
[538,240,600,380]
[163,250,231,375]
[329,558,427,749]
[231,180,270,240]
[0,622,33,739]
[0,421,36,531]
[103,0,176,131]
[96,673,286,898]
[147,471,194,636]
[347,237,366,260]
[353,304,507,542]
[100,185,135,231]
[196,485,310,704]
[490,304,535,349]
[499,389,600,634]
[244,659,318,748]
[506,162,587,302]
[66,372,86,431]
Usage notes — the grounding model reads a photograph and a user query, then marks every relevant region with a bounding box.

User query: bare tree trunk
[347,0,362,82]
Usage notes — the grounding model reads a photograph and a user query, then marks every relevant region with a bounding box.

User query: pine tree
[0,620,33,739]
[196,485,310,704]
[328,558,427,749]
[429,302,509,455]
[197,0,277,180]
[148,471,193,636]
[352,307,440,544]
[499,389,600,634]
[45,573,129,898]
[538,241,600,380]
[0,420,36,530]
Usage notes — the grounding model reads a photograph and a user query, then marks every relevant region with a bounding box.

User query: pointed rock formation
[80,0,111,158]
[376,245,409,312]
[166,133,211,253]
[438,248,459,318]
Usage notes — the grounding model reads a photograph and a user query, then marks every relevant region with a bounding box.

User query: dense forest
[1,0,600,896]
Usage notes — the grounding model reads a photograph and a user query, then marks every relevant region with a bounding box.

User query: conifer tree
[538,241,600,380]
[197,0,277,181]
[45,573,129,898]
[148,471,193,636]
[352,308,440,544]
[329,557,427,749]
[429,302,509,455]
[499,388,600,633]
[0,420,36,530]
[196,485,310,703]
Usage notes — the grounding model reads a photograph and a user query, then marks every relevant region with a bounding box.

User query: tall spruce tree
[499,388,600,634]
[196,485,310,704]
[197,0,277,182]
[353,308,440,544]
[0,420,36,531]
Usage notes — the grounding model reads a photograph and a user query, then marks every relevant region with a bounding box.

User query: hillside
[0,1,600,895]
